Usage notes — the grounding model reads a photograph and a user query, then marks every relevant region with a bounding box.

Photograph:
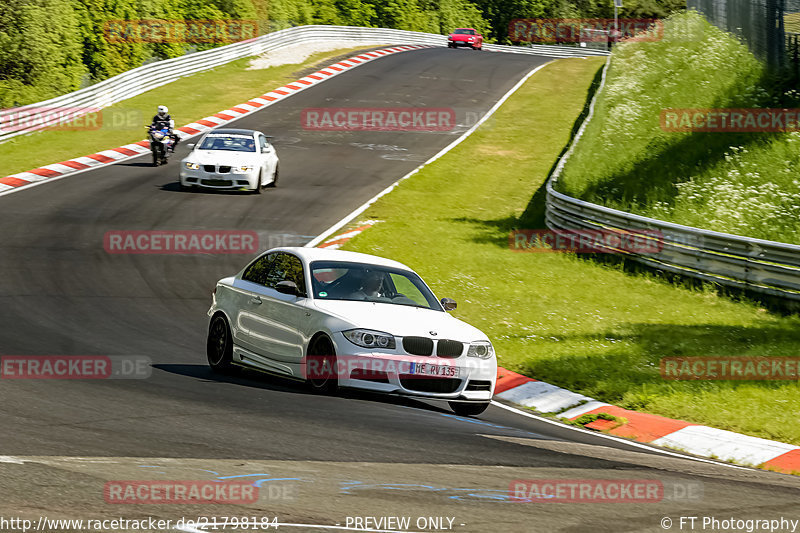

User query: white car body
[179,128,279,191]
[207,247,497,415]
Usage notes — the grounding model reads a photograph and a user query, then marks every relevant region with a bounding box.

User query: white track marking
[304,60,554,247]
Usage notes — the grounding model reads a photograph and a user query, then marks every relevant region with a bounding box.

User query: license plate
[410,362,460,378]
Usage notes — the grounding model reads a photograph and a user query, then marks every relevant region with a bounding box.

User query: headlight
[184,162,199,170]
[234,165,254,173]
[343,329,396,350]
[467,341,494,359]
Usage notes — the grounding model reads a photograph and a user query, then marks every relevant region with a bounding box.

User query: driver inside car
[349,270,385,300]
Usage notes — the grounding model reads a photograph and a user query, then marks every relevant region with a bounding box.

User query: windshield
[453,29,475,35]
[198,134,256,152]
[310,261,442,310]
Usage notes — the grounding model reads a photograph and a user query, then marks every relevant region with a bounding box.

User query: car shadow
[152,363,453,414]
[118,162,157,168]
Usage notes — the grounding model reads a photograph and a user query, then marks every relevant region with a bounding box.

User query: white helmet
[157,105,168,117]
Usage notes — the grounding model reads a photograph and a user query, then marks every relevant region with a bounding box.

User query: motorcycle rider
[150,105,179,152]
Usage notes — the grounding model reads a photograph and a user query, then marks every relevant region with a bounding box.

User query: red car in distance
[447,28,483,50]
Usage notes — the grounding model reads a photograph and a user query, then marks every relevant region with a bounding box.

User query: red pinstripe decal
[0,177,31,187]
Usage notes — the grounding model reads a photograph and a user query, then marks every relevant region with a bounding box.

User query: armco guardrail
[545,59,800,302]
[0,25,607,143]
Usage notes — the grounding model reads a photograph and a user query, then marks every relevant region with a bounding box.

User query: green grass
[340,55,800,446]
[0,46,371,177]
[558,11,800,244]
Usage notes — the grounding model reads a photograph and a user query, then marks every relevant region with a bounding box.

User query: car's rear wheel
[307,335,338,393]
[266,163,278,188]
[449,401,490,417]
[207,314,234,373]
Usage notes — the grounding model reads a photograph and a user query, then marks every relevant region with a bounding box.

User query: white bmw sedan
[179,128,279,192]
[207,247,497,416]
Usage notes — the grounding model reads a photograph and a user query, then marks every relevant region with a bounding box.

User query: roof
[205,128,259,136]
[271,247,413,271]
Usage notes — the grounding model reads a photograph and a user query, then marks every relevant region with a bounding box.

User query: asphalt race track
[1,47,800,532]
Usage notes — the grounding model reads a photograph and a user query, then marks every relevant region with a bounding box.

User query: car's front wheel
[207,314,234,373]
[254,170,263,194]
[307,335,338,394]
[449,401,490,417]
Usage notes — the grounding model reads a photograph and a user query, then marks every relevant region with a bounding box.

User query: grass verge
[0,46,373,178]
[340,55,800,445]
[559,11,800,243]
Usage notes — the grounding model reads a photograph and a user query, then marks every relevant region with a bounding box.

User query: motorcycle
[147,126,175,166]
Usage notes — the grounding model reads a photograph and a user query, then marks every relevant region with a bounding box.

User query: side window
[265,253,306,294]
[242,253,276,285]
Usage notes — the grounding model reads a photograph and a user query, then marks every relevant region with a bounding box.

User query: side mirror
[440,298,457,311]
[276,280,302,296]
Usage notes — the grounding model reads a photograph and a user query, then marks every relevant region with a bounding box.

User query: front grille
[466,380,492,391]
[203,165,215,172]
[219,166,231,173]
[399,377,461,393]
[201,179,232,187]
[403,336,433,356]
[436,340,463,358]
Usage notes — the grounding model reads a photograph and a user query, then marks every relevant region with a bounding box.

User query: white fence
[545,59,800,303]
[0,25,608,143]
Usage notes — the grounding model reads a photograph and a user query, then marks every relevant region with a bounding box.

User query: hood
[312,299,488,341]
[184,151,261,166]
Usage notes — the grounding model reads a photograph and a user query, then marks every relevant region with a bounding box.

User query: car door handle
[249,297,262,305]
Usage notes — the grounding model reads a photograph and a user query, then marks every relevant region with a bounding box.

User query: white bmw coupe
[179,128,279,192]
[207,247,497,416]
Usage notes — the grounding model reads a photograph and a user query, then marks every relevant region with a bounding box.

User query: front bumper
[180,167,258,189]
[449,40,477,47]
[326,333,497,401]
